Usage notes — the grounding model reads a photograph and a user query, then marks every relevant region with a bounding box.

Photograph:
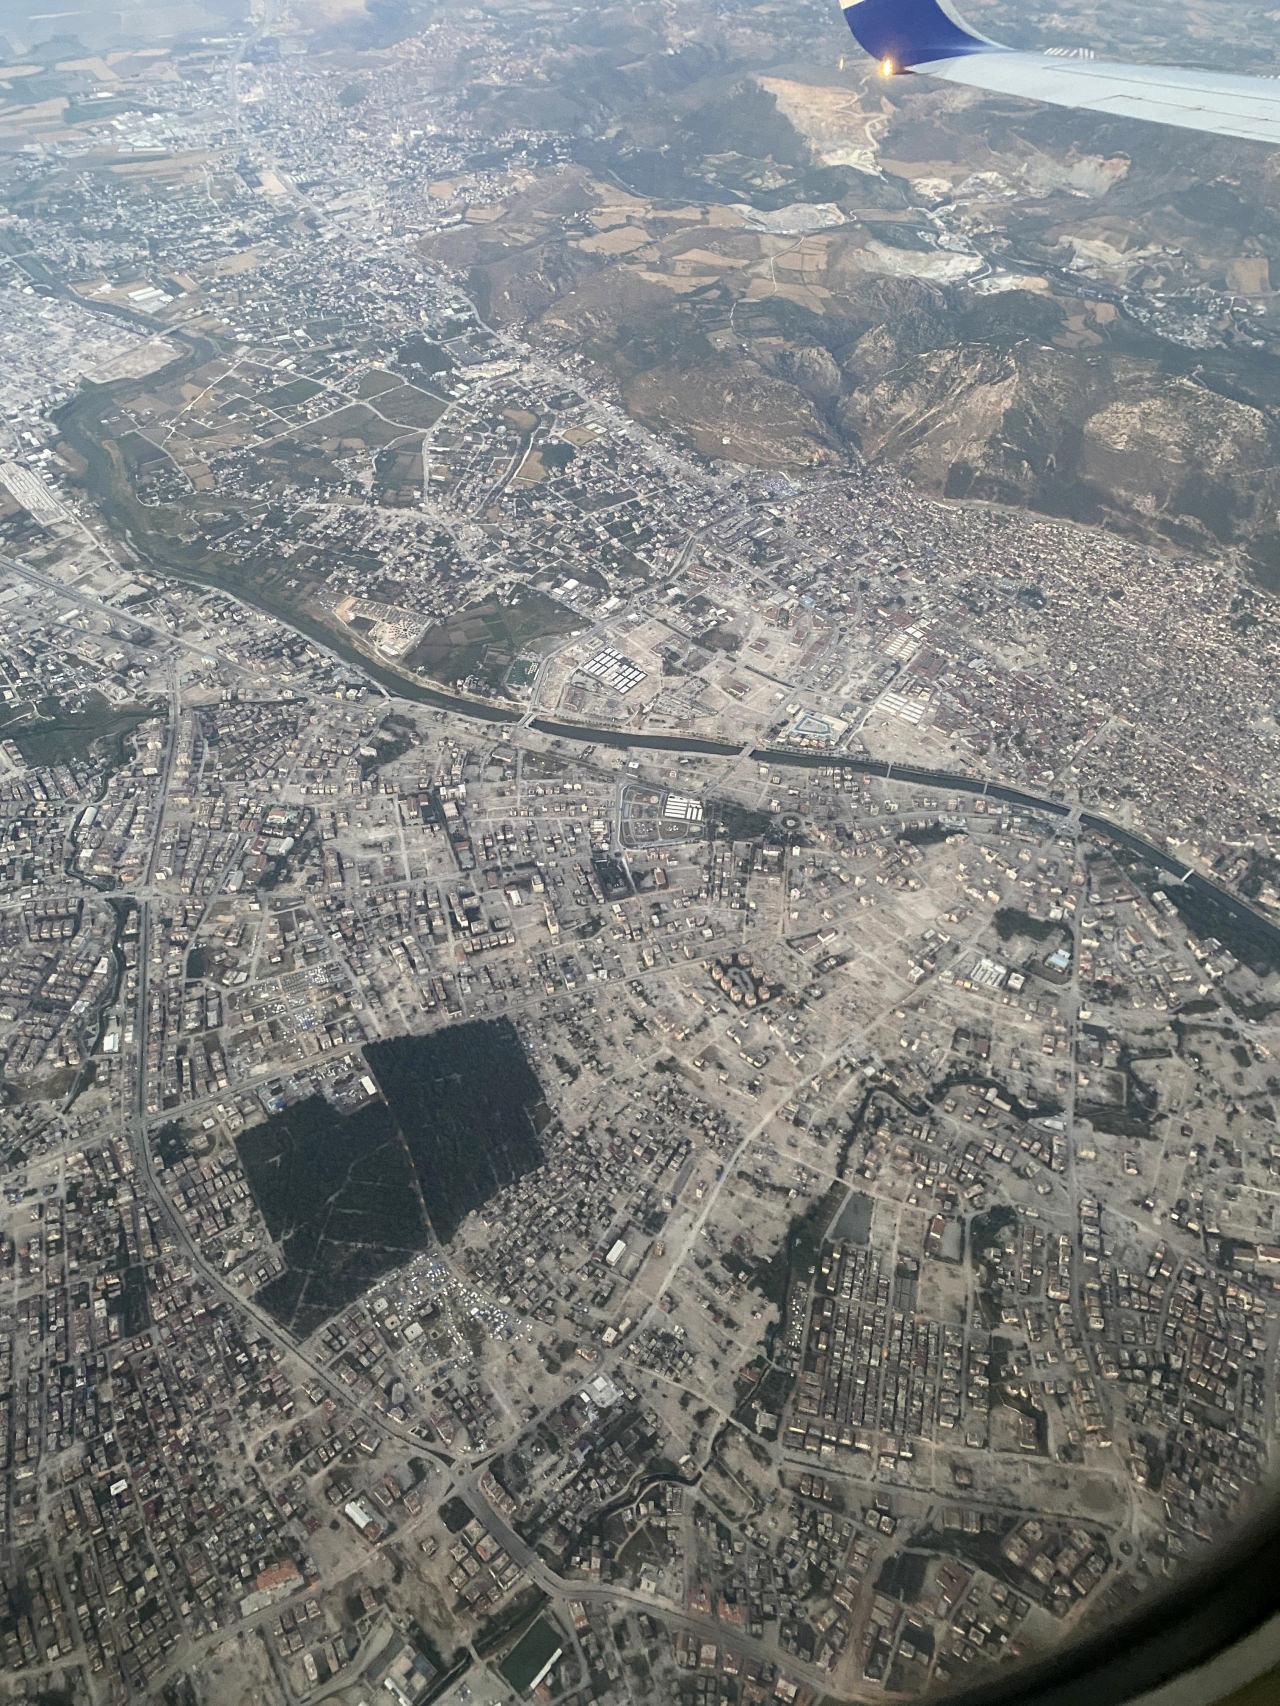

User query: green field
[496,1617,564,1693]
[2,692,151,770]
[405,592,579,690]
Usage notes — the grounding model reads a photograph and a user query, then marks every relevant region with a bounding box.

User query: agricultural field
[404,592,580,690]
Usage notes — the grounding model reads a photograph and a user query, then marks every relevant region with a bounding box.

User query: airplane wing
[841,0,1280,145]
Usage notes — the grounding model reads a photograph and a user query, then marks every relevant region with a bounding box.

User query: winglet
[841,0,1000,70]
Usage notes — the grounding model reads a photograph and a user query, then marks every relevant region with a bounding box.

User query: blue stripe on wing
[841,0,996,68]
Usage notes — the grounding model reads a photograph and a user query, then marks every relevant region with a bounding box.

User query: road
[531,717,1280,959]
[124,827,455,1465]
[459,1484,839,1694]
[12,531,1271,959]
[12,278,1275,961]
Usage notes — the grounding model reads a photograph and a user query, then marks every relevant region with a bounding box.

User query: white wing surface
[841,0,1280,144]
